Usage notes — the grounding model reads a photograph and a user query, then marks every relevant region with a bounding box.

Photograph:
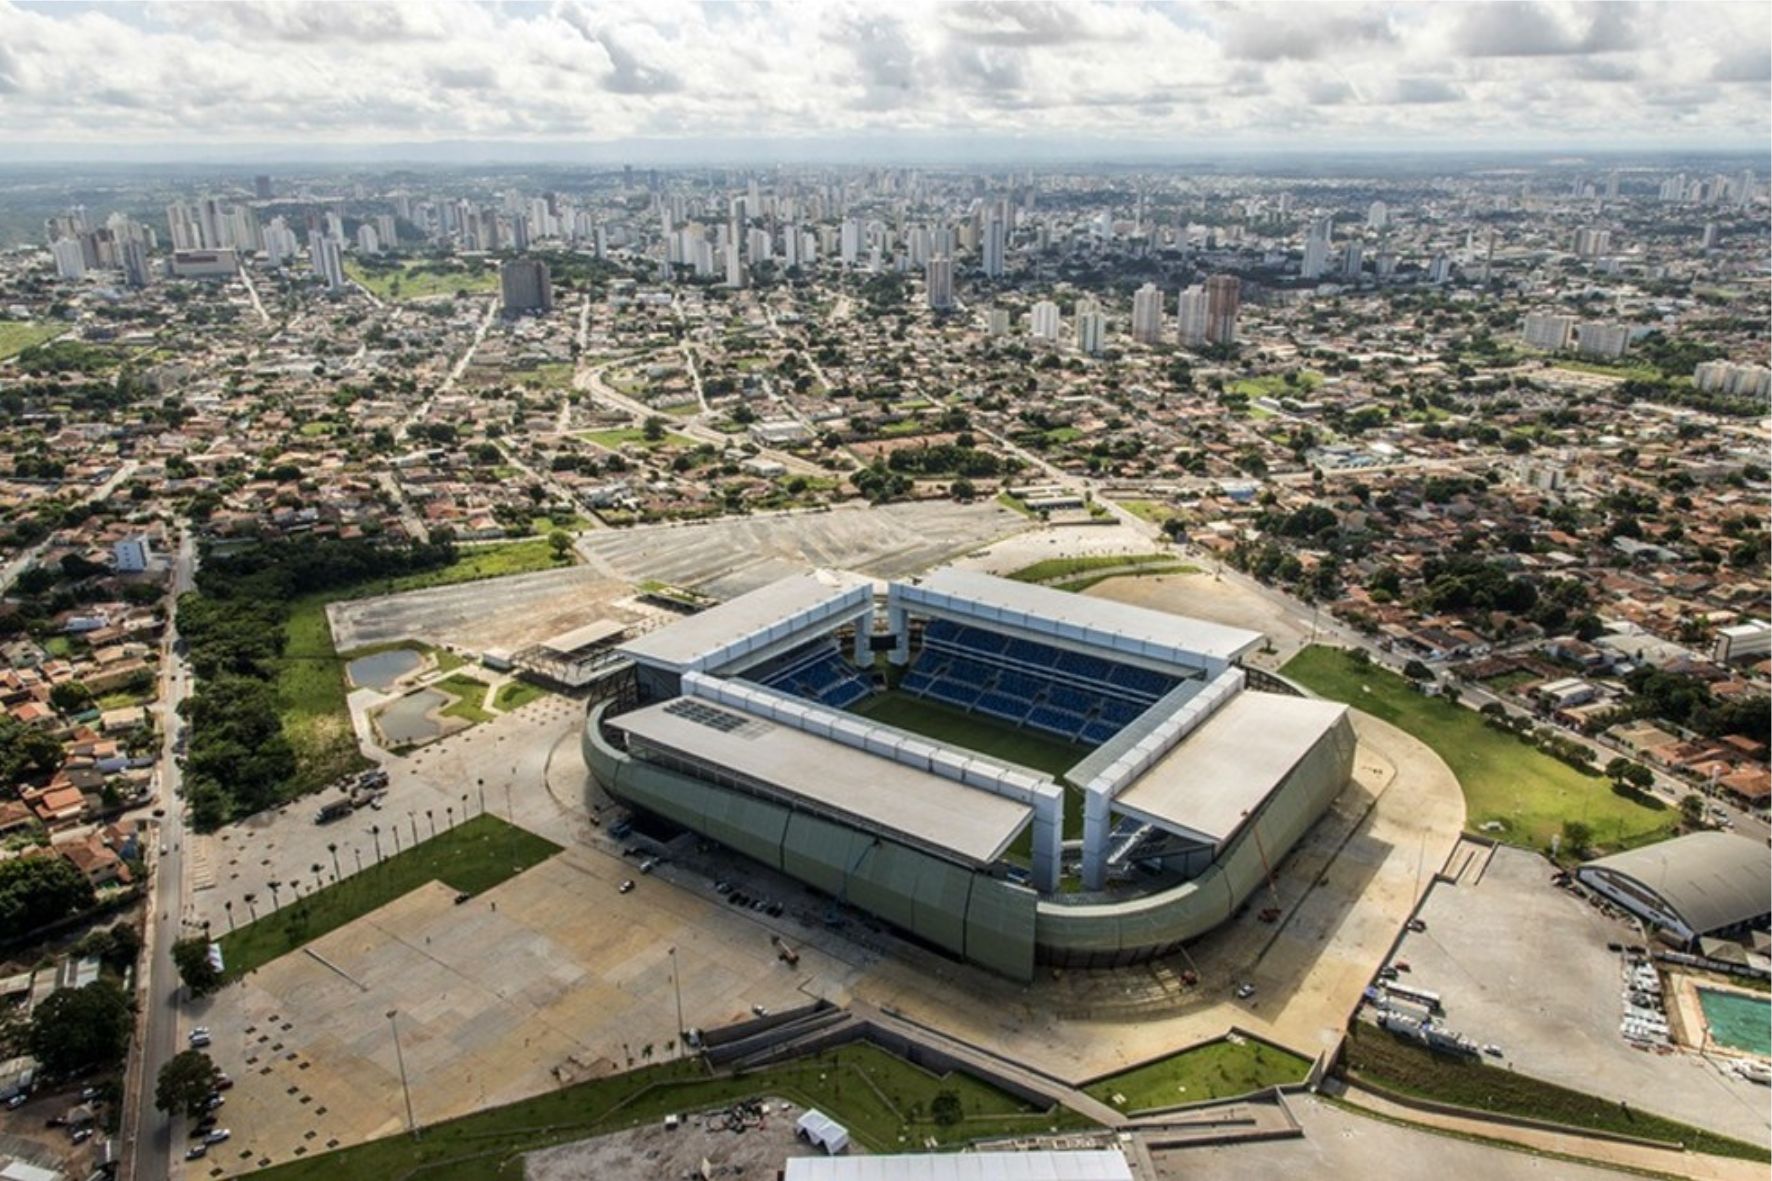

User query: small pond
[348,648,424,691]
[376,688,449,746]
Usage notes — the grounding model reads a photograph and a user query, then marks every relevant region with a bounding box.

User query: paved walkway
[1340,1083,1767,1181]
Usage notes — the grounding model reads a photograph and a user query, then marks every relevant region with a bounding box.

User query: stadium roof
[783,1151,1133,1181]
[618,569,872,673]
[610,697,1032,865]
[1110,691,1349,846]
[904,569,1262,667]
[540,619,626,655]
[1578,832,1771,936]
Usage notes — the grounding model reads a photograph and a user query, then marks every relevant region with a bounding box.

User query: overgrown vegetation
[1084,1038,1309,1112]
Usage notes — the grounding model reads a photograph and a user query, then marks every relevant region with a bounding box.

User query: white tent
[796,1108,851,1155]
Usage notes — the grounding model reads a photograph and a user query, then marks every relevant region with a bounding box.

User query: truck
[314,800,354,825]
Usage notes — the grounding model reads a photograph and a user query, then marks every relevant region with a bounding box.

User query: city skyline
[1,0,1768,159]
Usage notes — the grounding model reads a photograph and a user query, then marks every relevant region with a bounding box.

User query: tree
[547,529,572,560]
[1560,820,1593,857]
[156,1050,222,1120]
[929,1089,963,1126]
[642,415,667,443]
[49,681,93,714]
[1401,659,1433,683]
[28,981,131,1075]
[173,936,223,997]
[1679,793,1708,828]
[950,478,977,502]
[0,857,97,936]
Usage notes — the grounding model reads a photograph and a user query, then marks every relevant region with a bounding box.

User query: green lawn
[437,674,493,724]
[1085,1038,1310,1112]
[1281,646,1676,853]
[1342,1022,1768,1162]
[278,594,376,796]
[1005,553,1176,584]
[218,814,560,978]
[346,259,499,302]
[582,426,696,450]
[494,681,546,711]
[0,321,64,360]
[253,1041,1091,1181]
[1058,564,1198,593]
[1117,499,1183,526]
[377,538,571,593]
[1551,359,1664,382]
[1231,371,1323,399]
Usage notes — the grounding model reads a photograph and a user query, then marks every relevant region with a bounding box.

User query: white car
[203,1129,231,1144]
[1235,983,1256,999]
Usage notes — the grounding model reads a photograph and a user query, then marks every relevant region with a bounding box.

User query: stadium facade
[583,568,1355,981]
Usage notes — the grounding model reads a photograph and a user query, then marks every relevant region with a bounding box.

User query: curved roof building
[1576,831,1771,946]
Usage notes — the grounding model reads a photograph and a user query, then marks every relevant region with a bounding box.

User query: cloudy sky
[2,0,1768,159]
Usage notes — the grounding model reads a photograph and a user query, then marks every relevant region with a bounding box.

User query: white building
[312,235,345,291]
[1074,298,1105,355]
[1176,284,1209,348]
[1029,299,1061,342]
[1520,311,1575,352]
[262,218,299,268]
[355,224,380,254]
[1692,360,1771,398]
[1130,283,1164,344]
[1300,234,1330,280]
[1367,200,1388,229]
[49,238,86,280]
[981,217,1005,278]
[1574,320,1630,361]
[986,307,1010,336]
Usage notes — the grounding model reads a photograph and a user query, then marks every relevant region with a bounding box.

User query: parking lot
[1386,845,1770,1146]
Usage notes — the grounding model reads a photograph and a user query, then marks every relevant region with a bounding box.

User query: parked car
[185,1145,207,1161]
[618,880,635,894]
[203,1129,231,1145]
[5,1093,26,1110]
[71,1128,93,1144]
[188,1033,210,1048]
[1235,983,1256,999]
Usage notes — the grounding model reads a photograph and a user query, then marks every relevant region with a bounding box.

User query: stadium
[582,567,1356,981]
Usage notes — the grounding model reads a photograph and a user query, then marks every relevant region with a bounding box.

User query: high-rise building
[166,201,203,251]
[1520,312,1574,351]
[1366,200,1388,230]
[1702,223,1719,250]
[356,224,380,254]
[1130,283,1165,344]
[499,257,554,315]
[1428,253,1453,284]
[375,213,398,248]
[724,242,746,289]
[1176,285,1209,348]
[1574,321,1630,361]
[262,218,299,268]
[981,217,1005,278]
[1341,240,1364,279]
[1203,275,1239,346]
[50,237,87,280]
[1693,361,1771,398]
[1573,227,1611,257]
[120,239,151,289]
[1074,298,1105,355]
[925,256,954,310]
[1301,233,1331,280]
[986,307,1010,336]
[840,218,861,266]
[254,175,273,200]
[312,234,346,292]
[1029,300,1061,341]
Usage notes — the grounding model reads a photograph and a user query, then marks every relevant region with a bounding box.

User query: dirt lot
[1388,845,1771,1147]
[524,1097,827,1181]
[328,566,652,654]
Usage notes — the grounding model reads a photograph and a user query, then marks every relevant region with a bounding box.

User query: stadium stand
[900,619,1183,744]
[740,640,874,710]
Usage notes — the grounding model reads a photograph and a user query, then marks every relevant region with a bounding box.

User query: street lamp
[668,946,685,1058]
[387,1009,418,1139]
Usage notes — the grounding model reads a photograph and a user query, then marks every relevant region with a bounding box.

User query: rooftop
[1111,691,1350,845]
[610,697,1032,865]
[1580,831,1772,936]
[907,568,1263,667]
[618,569,872,673]
[539,618,627,655]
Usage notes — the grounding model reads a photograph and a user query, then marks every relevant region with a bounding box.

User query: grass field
[1117,498,1184,526]
[1057,564,1198,593]
[437,673,494,724]
[1231,370,1324,399]
[0,321,65,360]
[219,814,560,978]
[377,538,570,594]
[494,680,546,711]
[345,259,499,301]
[582,426,696,450]
[1551,359,1664,382]
[1343,1021,1768,1162]
[254,1041,1090,1181]
[1281,646,1675,853]
[1005,553,1176,584]
[1085,1038,1310,1112]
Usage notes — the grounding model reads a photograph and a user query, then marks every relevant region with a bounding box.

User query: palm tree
[371,825,383,863]
[243,892,258,920]
[328,842,341,881]
[224,900,234,932]
[267,880,282,911]
[446,805,454,830]
[426,809,435,838]
[311,863,324,893]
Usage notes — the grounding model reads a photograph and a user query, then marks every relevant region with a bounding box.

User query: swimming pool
[1698,987,1771,1057]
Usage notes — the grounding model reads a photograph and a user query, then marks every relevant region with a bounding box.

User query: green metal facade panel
[913,861,974,953]
[781,813,875,897]
[698,790,790,871]
[964,877,1038,981]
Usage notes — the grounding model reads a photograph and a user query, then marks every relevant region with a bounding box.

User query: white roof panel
[784,1151,1132,1181]
[619,569,872,671]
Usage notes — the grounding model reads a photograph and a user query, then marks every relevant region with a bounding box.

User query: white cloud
[0,0,1762,149]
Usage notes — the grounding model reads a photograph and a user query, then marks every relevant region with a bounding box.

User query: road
[124,528,197,1181]
[400,296,497,440]
[238,266,272,326]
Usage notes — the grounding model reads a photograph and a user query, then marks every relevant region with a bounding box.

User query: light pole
[387,1009,418,1139]
[669,946,685,1057]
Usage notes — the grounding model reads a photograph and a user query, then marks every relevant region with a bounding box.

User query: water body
[1698,987,1771,1057]
[377,688,449,746]
[348,647,424,691]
